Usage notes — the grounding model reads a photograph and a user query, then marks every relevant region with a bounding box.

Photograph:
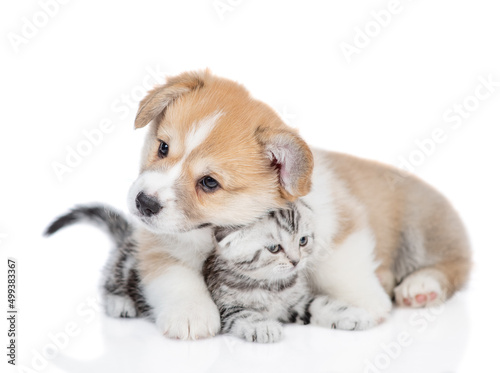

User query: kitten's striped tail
[44,204,132,246]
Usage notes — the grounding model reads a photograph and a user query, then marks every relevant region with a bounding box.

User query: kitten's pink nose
[290,259,299,267]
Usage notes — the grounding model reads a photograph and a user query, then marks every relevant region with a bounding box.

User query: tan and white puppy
[127,70,471,340]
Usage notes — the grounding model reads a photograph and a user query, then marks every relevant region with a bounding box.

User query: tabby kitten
[46,202,376,343]
[45,205,151,318]
[203,200,376,343]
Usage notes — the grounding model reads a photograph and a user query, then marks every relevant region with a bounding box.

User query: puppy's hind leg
[393,209,472,308]
[394,258,471,308]
[394,181,473,308]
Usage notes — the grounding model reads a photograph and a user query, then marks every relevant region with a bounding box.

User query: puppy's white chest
[160,228,214,270]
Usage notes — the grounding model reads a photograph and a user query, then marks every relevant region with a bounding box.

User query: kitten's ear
[213,226,243,244]
[256,127,314,201]
[134,70,208,129]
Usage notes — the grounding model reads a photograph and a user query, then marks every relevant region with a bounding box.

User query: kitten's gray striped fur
[203,200,376,343]
[46,202,376,342]
[45,205,151,318]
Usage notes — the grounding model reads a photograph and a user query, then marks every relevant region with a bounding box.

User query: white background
[1,1,499,372]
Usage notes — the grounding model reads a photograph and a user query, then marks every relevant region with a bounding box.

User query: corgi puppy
[126,70,471,339]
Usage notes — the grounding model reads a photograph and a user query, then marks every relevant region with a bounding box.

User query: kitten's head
[214,200,314,281]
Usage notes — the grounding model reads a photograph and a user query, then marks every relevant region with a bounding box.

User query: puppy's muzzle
[135,192,162,217]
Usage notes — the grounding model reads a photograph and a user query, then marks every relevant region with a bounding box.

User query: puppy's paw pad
[104,294,137,318]
[395,273,444,308]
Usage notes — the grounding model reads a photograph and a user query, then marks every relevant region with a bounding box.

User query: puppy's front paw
[365,297,392,324]
[355,289,392,324]
[233,319,283,343]
[155,298,221,340]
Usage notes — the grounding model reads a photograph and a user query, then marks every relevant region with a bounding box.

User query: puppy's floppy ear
[134,70,208,129]
[256,127,314,201]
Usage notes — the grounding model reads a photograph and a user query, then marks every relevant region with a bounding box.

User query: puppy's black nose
[135,192,162,217]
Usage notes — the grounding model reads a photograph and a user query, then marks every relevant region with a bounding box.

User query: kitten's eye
[267,245,282,254]
[199,176,219,192]
[299,236,308,246]
[158,141,169,158]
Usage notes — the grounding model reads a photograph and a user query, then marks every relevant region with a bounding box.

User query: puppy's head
[128,70,313,234]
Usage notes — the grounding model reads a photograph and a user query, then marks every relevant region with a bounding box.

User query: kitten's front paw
[332,307,377,331]
[155,298,221,340]
[310,297,377,331]
[104,293,137,318]
[233,319,283,343]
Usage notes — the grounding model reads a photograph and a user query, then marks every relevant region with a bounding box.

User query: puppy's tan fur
[136,70,312,228]
[129,70,470,339]
[322,152,471,298]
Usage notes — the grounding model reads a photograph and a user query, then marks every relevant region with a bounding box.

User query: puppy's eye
[299,236,308,247]
[267,245,282,254]
[158,141,169,158]
[199,176,219,192]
